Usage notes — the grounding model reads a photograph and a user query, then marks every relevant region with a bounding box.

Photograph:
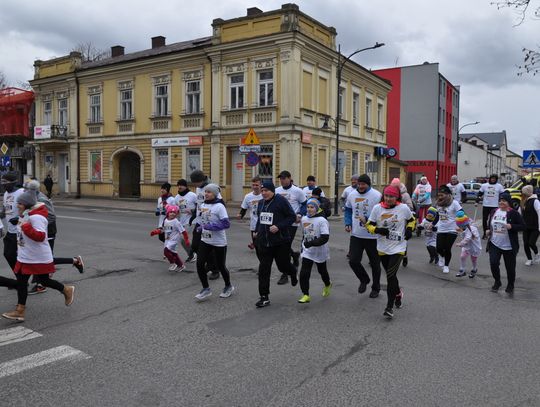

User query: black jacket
[255,193,296,247]
[487,208,525,255]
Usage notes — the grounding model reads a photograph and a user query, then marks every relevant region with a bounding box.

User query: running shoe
[186,253,197,263]
[534,254,540,264]
[438,258,445,267]
[195,288,212,301]
[442,266,450,274]
[73,256,84,273]
[298,294,311,303]
[358,281,368,294]
[219,285,235,298]
[383,308,394,319]
[505,285,514,293]
[255,296,270,308]
[322,283,332,297]
[177,264,186,273]
[395,289,403,309]
[277,274,288,285]
[525,260,533,266]
[402,256,408,267]
[369,290,379,298]
[456,269,466,277]
[469,269,477,279]
[28,284,47,295]
[491,282,502,292]
[168,264,178,272]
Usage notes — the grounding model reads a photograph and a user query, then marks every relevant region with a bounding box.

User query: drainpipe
[76,75,81,199]
[206,52,214,175]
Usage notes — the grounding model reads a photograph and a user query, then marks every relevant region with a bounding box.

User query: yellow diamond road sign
[0,143,8,155]
[242,128,260,145]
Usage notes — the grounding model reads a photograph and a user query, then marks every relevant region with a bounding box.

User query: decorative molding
[182,70,203,81]
[280,50,291,62]
[223,63,247,74]
[251,58,275,70]
[117,80,133,90]
[152,74,171,85]
[55,90,68,99]
[212,63,221,73]
[87,84,102,95]
[42,93,53,101]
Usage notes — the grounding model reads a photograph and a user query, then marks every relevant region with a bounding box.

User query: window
[365,98,372,127]
[186,80,201,114]
[90,151,102,182]
[365,152,378,185]
[89,94,101,123]
[155,149,169,182]
[338,87,345,117]
[229,74,244,109]
[58,99,67,126]
[377,103,384,130]
[337,150,346,184]
[442,109,446,124]
[120,89,132,120]
[43,101,52,125]
[186,148,201,177]
[257,145,273,184]
[258,71,273,107]
[353,93,359,125]
[155,84,169,117]
[352,152,359,176]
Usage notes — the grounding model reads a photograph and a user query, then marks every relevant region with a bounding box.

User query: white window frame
[43,101,52,125]
[89,94,101,123]
[338,87,345,118]
[120,89,133,120]
[154,84,169,117]
[352,152,359,176]
[377,102,384,130]
[352,93,360,125]
[186,80,201,114]
[186,148,201,178]
[58,99,68,126]
[257,70,273,107]
[154,148,169,182]
[229,73,245,110]
[365,97,372,128]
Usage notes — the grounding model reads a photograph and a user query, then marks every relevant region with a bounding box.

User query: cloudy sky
[1,0,538,153]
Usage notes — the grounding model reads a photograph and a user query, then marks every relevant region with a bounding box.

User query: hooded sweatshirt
[16,203,54,269]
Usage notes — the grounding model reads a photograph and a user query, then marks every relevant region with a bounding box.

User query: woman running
[520,185,540,266]
[435,185,462,274]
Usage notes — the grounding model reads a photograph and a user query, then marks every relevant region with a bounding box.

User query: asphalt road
[0,205,539,407]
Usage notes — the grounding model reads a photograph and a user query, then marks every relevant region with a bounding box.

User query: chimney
[247,7,263,16]
[111,45,125,57]
[152,36,166,48]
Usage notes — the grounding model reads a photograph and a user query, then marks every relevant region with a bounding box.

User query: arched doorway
[118,152,140,198]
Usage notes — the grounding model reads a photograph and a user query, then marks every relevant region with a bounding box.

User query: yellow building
[30,4,391,201]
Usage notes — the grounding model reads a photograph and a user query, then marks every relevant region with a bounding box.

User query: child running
[422,206,439,264]
[153,204,190,272]
[298,198,332,303]
[455,211,482,278]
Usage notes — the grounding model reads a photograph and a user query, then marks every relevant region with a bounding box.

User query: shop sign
[34,126,52,140]
[152,136,202,148]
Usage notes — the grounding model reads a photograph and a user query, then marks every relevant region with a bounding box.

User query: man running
[447,175,466,204]
[238,177,263,258]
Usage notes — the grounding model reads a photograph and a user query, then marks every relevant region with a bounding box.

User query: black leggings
[3,233,18,270]
[16,273,64,306]
[196,241,230,289]
[482,206,495,236]
[488,243,516,288]
[348,237,381,291]
[523,229,539,260]
[299,258,330,295]
[191,226,216,270]
[436,233,457,266]
[257,243,297,296]
[380,254,403,309]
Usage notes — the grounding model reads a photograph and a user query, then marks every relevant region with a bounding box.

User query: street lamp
[456,121,480,179]
[328,42,385,216]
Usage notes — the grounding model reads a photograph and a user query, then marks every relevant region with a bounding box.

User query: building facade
[29,4,391,201]
[373,63,460,191]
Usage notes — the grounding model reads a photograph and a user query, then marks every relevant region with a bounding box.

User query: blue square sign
[523,150,540,168]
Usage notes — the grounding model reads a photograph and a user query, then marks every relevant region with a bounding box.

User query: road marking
[56,215,125,224]
[0,345,90,379]
[0,326,42,347]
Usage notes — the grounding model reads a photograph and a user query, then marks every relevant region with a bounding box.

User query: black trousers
[196,241,230,289]
[381,254,403,309]
[0,275,17,289]
[348,236,381,291]
[488,243,516,288]
[523,229,539,260]
[258,243,297,296]
[427,245,438,261]
[191,225,216,271]
[436,233,457,266]
[482,206,495,236]
[3,232,18,270]
[15,273,64,306]
[299,258,330,295]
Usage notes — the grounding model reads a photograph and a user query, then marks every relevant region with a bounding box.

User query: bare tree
[492,0,540,76]
[72,41,110,62]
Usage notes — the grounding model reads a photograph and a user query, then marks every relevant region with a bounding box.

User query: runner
[366,185,415,319]
[254,182,298,308]
[1,172,24,271]
[302,175,325,200]
[194,184,234,301]
[520,185,540,266]
[2,191,75,322]
[340,175,359,210]
[435,185,462,274]
[344,174,382,298]
[275,170,306,284]
[477,174,505,239]
[238,177,263,256]
[297,198,331,303]
[447,175,467,204]
[151,204,189,272]
[486,193,525,293]
[412,176,432,229]
[455,211,482,278]
[390,178,413,267]
[421,207,439,264]
[155,182,174,227]
[174,179,197,258]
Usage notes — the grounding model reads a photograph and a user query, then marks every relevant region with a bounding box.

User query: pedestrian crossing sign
[523,150,540,168]
[242,128,260,145]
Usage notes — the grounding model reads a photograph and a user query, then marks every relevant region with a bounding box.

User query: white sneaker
[438,258,445,267]
[168,264,178,272]
[443,266,450,274]
[195,288,212,301]
[177,264,186,273]
[525,260,533,266]
[219,285,235,298]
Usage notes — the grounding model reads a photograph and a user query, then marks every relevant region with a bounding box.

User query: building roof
[460,131,507,150]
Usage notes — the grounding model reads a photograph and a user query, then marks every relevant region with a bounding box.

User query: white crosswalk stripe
[0,327,90,379]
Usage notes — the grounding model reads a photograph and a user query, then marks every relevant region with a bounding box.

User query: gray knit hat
[204,183,220,197]
[17,190,37,208]
[24,179,41,193]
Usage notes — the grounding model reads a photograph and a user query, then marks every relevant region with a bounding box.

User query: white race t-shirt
[275,184,306,227]
[345,188,382,239]
[199,202,229,247]
[414,183,432,206]
[459,224,482,257]
[480,183,505,208]
[174,191,197,226]
[302,186,325,201]
[301,215,330,263]
[241,191,263,231]
[421,219,437,247]
[194,185,223,225]
[368,203,413,255]
[163,218,186,252]
[436,200,462,234]
[447,182,466,203]
[16,213,53,264]
[4,188,24,234]
[341,185,355,202]
[156,196,175,227]
[490,209,512,250]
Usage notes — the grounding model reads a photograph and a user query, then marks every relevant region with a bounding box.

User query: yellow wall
[220,16,282,43]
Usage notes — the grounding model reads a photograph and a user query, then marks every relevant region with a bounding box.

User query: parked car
[463,182,482,202]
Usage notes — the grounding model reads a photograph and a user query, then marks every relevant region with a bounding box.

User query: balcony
[32,125,71,144]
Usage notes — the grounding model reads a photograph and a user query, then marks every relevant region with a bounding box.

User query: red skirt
[14,261,55,275]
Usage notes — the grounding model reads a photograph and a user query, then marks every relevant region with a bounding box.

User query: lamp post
[456,121,479,179]
[330,42,385,216]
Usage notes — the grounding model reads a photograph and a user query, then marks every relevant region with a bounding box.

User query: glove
[155,210,160,216]
[9,217,19,226]
[303,240,313,248]
[195,225,202,233]
[405,228,413,241]
[374,227,390,237]
[150,228,162,236]
[432,226,438,232]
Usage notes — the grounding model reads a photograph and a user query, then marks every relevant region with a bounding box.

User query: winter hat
[311,187,322,197]
[166,204,179,215]
[455,210,470,229]
[425,206,438,222]
[522,185,534,197]
[357,174,371,186]
[499,192,512,205]
[190,170,206,183]
[390,178,401,188]
[438,185,452,195]
[204,183,220,197]
[383,185,400,198]
[351,174,360,181]
[161,182,171,193]
[177,179,188,187]
[306,198,321,212]
[17,190,37,208]
[1,172,17,184]
[306,175,316,182]
[261,181,275,193]
[24,179,41,193]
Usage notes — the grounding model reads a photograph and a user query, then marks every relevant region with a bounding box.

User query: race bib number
[439,211,448,221]
[202,230,212,239]
[260,212,273,225]
[388,230,403,241]
[493,221,506,234]
[486,188,496,197]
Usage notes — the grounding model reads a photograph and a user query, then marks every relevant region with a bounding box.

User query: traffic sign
[245,152,260,166]
[0,143,8,155]
[239,145,261,154]
[0,155,11,167]
[242,128,260,145]
[523,150,540,168]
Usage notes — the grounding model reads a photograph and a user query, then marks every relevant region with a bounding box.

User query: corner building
[30,4,391,200]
